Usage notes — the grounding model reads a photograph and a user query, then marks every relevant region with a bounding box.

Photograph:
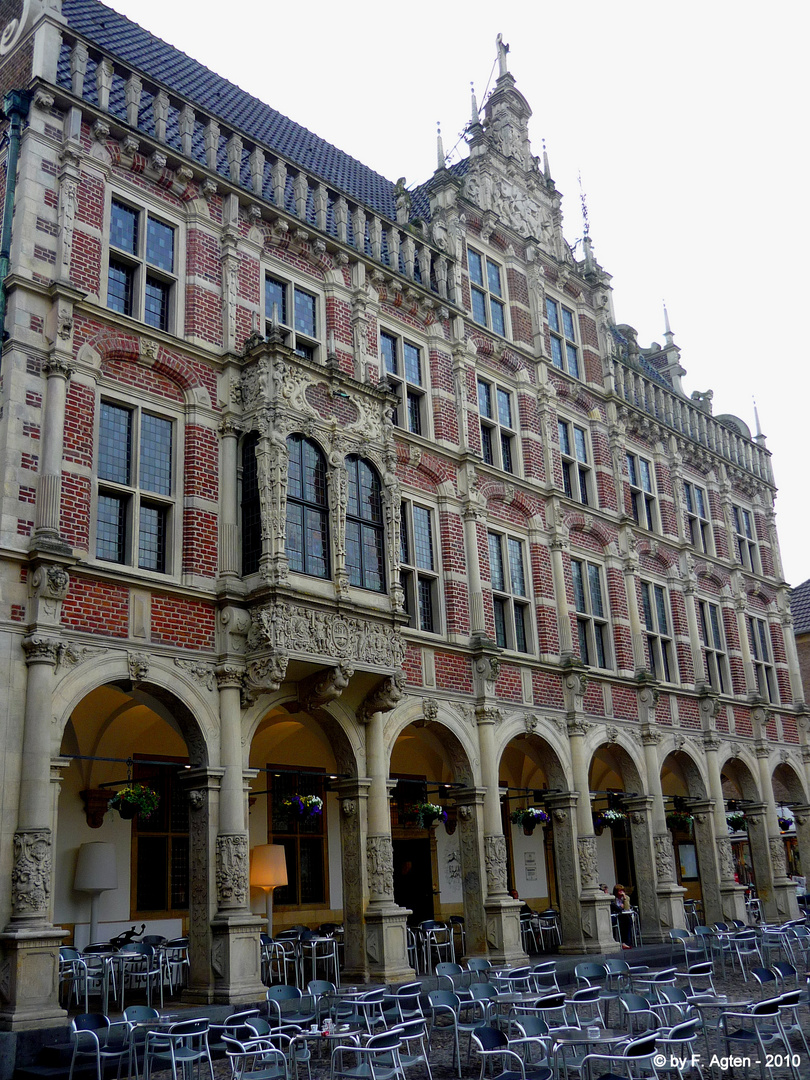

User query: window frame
[697,598,729,694]
[487,530,532,654]
[400,499,441,634]
[627,452,658,532]
[94,395,179,577]
[345,455,386,593]
[467,247,508,336]
[131,756,189,919]
[684,481,711,554]
[571,557,611,669]
[559,419,593,505]
[640,580,676,683]
[380,328,428,436]
[477,377,518,474]
[748,615,777,702]
[240,432,262,576]
[267,767,328,909]
[545,297,581,379]
[732,505,760,573]
[104,194,179,333]
[285,434,330,580]
[264,270,322,361]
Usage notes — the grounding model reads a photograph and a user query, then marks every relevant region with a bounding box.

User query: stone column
[334,779,371,982]
[34,356,73,551]
[779,608,806,707]
[476,706,525,965]
[218,415,241,578]
[453,788,488,959]
[682,571,708,686]
[791,804,810,896]
[752,734,799,922]
[210,667,264,1004]
[0,636,67,1028]
[702,729,747,922]
[690,799,724,926]
[563,671,618,954]
[734,595,757,695]
[639,712,687,932]
[549,532,575,659]
[462,502,490,645]
[360,676,413,983]
[544,791,588,952]
[623,795,665,943]
[181,767,223,1004]
[621,541,646,673]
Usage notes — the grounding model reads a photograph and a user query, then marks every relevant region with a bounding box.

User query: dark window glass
[417,577,435,633]
[468,249,484,286]
[471,288,487,326]
[487,259,502,297]
[107,260,135,316]
[241,434,261,575]
[407,391,422,435]
[562,308,576,340]
[404,343,422,385]
[136,837,168,911]
[269,770,326,906]
[111,200,138,254]
[99,403,132,485]
[133,758,189,914]
[286,435,329,578]
[144,276,170,330]
[550,336,563,368]
[138,502,166,572]
[146,217,174,272]
[96,493,127,562]
[546,298,559,332]
[514,605,527,653]
[413,506,434,570]
[488,533,505,591]
[139,414,172,495]
[493,596,507,648]
[566,343,580,378]
[477,380,492,418]
[481,426,494,465]
[294,288,317,337]
[266,277,288,325]
[346,456,384,591]
[500,433,513,473]
[497,389,512,428]
[491,300,505,336]
[381,332,398,375]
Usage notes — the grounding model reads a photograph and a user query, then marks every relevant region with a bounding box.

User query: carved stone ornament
[458,805,473,821]
[716,837,735,881]
[604,725,620,746]
[367,835,394,898]
[12,829,52,917]
[422,697,439,722]
[769,837,788,878]
[342,800,357,817]
[577,835,598,888]
[242,652,290,704]
[553,808,567,824]
[300,661,355,712]
[31,566,70,601]
[188,790,205,811]
[653,834,675,883]
[56,641,103,670]
[523,713,539,735]
[484,835,508,895]
[360,671,405,721]
[215,833,248,909]
[251,602,405,668]
[174,658,215,692]
[128,651,150,683]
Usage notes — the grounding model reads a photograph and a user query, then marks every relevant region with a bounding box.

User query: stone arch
[660,743,709,800]
[695,564,730,592]
[586,734,646,794]
[772,759,808,805]
[637,540,679,574]
[479,480,543,525]
[386,698,476,787]
[564,512,615,554]
[496,713,570,792]
[720,752,761,802]
[77,330,213,408]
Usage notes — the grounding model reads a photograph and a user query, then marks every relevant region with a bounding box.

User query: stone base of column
[203,913,265,1005]
[764,881,800,923]
[565,893,620,955]
[0,926,68,1030]
[651,884,688,939]
[483,899,527,967]
[719,884,748,924]
[364,904,415,984]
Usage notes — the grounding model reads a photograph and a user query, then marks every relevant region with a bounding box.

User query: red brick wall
[151,595,215,649]
[62,577,129,637]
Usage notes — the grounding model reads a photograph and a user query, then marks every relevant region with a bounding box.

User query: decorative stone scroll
[250,602,405,668]
[484,835,508,895]
[174,658,215,692]
[215,833,248,909]
[11,829,52,917]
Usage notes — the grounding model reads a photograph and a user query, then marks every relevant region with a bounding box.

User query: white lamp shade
[250,844,288,890]
[74,842,118,893]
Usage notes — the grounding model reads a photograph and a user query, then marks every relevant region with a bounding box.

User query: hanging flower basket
[778,816,794,832]
[108,784,160,820]
[510,807,550,835]
[415,802,447,829]
[593,808,627,833]
[282,795,324,819]
[666,812,694,834]
[726,811,747,833]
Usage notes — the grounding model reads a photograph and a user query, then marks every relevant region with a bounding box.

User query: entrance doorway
[393,838,434,924]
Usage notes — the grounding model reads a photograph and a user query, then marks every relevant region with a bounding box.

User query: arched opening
[57,681,208,950]
[588,744,643,902]
[772,762,807,883]
[661,750,708,912]
[721,757,760,889]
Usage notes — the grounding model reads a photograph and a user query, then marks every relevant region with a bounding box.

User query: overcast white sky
[105,0,810,586]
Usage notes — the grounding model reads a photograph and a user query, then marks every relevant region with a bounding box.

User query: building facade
[0,0,808,1030]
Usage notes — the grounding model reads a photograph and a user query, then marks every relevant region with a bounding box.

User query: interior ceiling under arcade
[660,755,690,798]
[62,684,188,789]
[588,746,627,793]
[248,706,338,773]
[499,736,552,793]
[390,723,457,785]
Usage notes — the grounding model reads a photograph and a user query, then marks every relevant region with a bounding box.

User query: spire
[753,396,762,437]
[496,33,510,77]
[470,82,480,127]
[436,121,445,171]
[663,301,675,347]
[542,137,551,181]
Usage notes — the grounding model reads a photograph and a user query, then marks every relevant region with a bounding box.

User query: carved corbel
[299,661,355,712]
[359,671,405,721]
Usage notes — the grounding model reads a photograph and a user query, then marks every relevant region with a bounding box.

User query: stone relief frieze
[215,833,248,909]
[250,602,405,668]
[769,837,788,878]
[12,829,51,917]
[577,836,598,889]
[653,834,675,883]
[484,835,508,895]
[367,835,394,898]
[174,658,215,692]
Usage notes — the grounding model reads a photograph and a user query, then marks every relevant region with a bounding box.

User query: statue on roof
[496,34,510,78]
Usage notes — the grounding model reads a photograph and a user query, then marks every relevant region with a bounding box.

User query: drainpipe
[0,89,32,342]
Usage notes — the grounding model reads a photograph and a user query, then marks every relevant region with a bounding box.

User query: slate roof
[791,579,810,636]
[60,0,405,221]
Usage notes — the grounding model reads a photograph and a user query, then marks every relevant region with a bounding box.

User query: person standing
[613,884,633,948]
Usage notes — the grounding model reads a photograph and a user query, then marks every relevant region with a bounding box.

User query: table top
[689,996,752,1011]
[552,1027,629,1045]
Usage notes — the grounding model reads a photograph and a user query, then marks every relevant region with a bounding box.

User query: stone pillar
[752,734,799,922]
[218,415,241,578]
[623,796,665,943]
[779,608,806,707]
[181,767,223,1004]
[734,595,757,695]
[462,502,490,644]
[0,636,67,1029]
[702,729,747,922]
[682,571,708,686]
[690,799,724,926]
[476,706,525,965]
[544,791,588,952]
[453,788,488,959]
[334,779,371,981]
[639,715,687,932]
[792,804,810,895]
[34,356,73,551]
[563,671,618,954]
[621,541,646,673]
[360,676,413,983]
[549,535,575,659]
[210,668,264,1004]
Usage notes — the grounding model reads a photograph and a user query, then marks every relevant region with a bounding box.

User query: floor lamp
[250,844,288,939]
[74,842,118,946]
